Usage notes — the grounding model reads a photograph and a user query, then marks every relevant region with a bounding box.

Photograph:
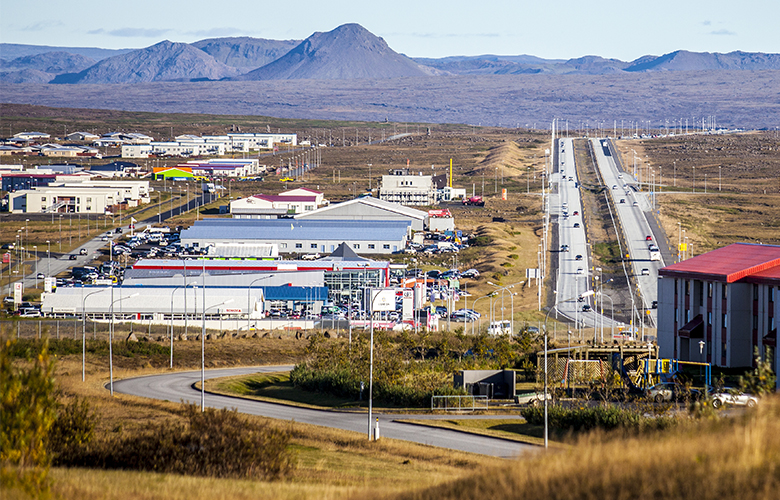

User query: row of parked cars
[647,382,760,408]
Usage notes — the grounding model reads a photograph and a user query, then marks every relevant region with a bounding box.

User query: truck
[462,196,485,207]
[487,320,512,335]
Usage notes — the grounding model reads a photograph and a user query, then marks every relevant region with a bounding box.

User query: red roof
[659,243,780,283]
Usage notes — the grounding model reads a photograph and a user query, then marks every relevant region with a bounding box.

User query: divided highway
[113,366,538,459]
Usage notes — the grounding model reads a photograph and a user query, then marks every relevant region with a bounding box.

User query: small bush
[59,404,292,480]
[521,404,677,433]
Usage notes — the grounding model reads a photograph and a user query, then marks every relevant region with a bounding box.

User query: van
[488,320,512,335]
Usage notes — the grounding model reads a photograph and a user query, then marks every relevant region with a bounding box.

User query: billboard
[367,288,397,312]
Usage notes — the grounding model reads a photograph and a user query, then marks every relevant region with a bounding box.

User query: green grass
[212,372,365,409]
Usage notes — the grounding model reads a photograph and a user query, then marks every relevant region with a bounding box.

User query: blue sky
[1,0,778,61]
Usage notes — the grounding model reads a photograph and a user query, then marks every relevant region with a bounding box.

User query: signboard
[13,282,23,305]
[402,289,414,321]
[368,288,397,312]
[526,268,540,279]
[427,209,453,218]
[44,277,56,293]
[679,243,688,252]
[2,252,9,264]
[222,308,243,314]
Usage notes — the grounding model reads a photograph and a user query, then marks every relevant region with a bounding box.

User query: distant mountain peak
[234,23,436,81]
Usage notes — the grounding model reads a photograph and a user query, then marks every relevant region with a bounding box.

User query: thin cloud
[710,29,736,36]
[21,22,59,32]
[184,27,246,38]
[702,20,712,26]
[88,27,171,38]
[404,32,501,39]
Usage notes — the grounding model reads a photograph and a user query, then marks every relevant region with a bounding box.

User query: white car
[711,388,759,409]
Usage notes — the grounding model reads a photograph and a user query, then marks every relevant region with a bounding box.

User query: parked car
[711,388,759,409]
[647,382,700,403]
[461,268,480,279]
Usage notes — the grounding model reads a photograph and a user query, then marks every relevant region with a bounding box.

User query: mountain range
[2,23,780,85]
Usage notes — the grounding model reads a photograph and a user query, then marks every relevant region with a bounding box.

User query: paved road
[552,138,623,335]
[591,139,660,331]
[113,366,539,459]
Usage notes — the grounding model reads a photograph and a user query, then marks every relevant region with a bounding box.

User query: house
[230,194,319,217]
[66,132,100,142]
[279,187,328,206]
[89,161,143,178]
[13,131,50,141]
[657,242,780,389]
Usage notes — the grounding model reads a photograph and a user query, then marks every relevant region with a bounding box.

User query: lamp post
[109,291,139,395]
[82,289,104,382]
[33,245,38,283]
[597,291,615,341]
[59,214,63,252]
[471,293,493,336]
[247,275,274,333]
[201,297,233,411]
[170,282,197,368]
[543,290,593,448]
[46,240,51,277]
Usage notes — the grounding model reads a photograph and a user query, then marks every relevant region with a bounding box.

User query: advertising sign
[402,289,414,321]
[44,277,56,293]
[368,288,397,312]
[14,282,23,305]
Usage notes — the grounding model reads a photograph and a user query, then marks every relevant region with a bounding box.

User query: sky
[1,0,778,61]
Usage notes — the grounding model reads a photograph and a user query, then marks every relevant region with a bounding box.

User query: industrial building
[657,243,780,389]
[379,169,437,206]
[295,196,428,231]
[6,179,151,214]
[180,219,410,256]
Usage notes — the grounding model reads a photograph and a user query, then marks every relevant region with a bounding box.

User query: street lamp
[109,291,139,395]
[82,289,104,382]
[247,275,274,333]
[201,298,233,411]
[59,214,63,252]
[170,281,197,368]
[46,240,51,277]
[543,290,594,448]
[33,246,38,284]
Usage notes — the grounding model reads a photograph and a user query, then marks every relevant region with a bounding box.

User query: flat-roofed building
[657,243,780,389]
[295,196,427,231]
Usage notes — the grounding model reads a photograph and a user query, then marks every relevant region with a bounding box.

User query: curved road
[113,366,539,458]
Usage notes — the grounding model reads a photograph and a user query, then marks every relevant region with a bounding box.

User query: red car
[645,235,653,241]
[573,211,579,216]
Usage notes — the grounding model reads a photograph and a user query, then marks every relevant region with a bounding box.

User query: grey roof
[295,196,427,220]
[181,219,410,242]
[321,242,368,261]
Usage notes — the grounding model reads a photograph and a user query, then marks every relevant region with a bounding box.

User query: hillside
[51,40,241,84]
[234,23,437,80]
[625,50,780,72]
[192,36,299,68]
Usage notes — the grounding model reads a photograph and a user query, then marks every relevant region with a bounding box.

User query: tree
[739,347,777,397]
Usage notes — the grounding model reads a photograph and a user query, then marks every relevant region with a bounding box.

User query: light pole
[46,240,51,277]
[59,214,63,252]
[543,290,593,448]
[170,282,197,368]
[201,298,233,411]
[109,292,139,395]
[33,246,38,283]
[471,293,493,336]
[597,291,614,341]
[82,289,104,382]
[247,275,274,333]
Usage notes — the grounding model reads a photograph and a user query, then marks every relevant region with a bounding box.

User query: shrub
[59,404,292,480]
[521,404,677,433]
[48,397,97,464]
[0,336,57,495]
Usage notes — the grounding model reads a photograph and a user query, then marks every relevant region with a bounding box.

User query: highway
[113,366,538,459]
[591,139,662,330]
[552,138,623,336]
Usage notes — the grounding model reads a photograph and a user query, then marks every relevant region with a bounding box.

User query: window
[368,244,375,249]
[753,315,759,330]
[353,244,360,249]
[305,205,314,211]
[311,243,318,249]
[295,243,302,249]
[707,312,712,325]
[708,282,713,298]
[280,243,287,249]
[754,284,760,300]
[383,244,390,250]
[722,313,727,326]
[685,281,690,296]
[722,284,727,300]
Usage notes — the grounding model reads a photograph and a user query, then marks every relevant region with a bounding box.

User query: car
[633,201,639,207]
[647,382,701,403]
[641,268,650,276]
[115,227,123,234]
[618,174,623,179]
[710,388,759,409]
[612,185,618,189]
[101,235,110,241]
[645,235,653,241]
[3,296,14,306]
[581,304,592,312]
[619,199,626,204]
[79,248,88,255]
[573,222,580,228]
[69,255,78,260]
[560,244,569,252]
[651,300,658,309]
[575,254,583,261]
[36,273,45,279]
[461,268,480,279]
[572,211,579,216]
[279,177,294,182]
[648,244,659,251]
[19,308,41,318]
[576,267,584,275]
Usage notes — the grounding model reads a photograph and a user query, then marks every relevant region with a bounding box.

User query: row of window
[279,242,392,251]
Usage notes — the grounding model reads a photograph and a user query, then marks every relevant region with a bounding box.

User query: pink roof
[659,243,780,283]
[253,194,317,203]
[283,187,322,195]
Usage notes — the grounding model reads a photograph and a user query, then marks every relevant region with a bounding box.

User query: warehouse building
[657,243,780,389]
[180,219,410,256]
[295,196,428,231]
